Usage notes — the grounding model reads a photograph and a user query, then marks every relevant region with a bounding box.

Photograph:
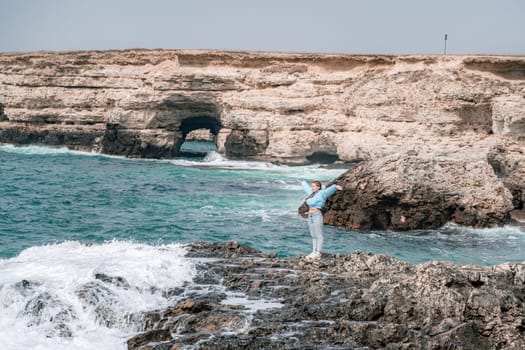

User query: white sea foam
[248,209,273,222]
[0,144,347,181]
[0,240,194,350]
[0,144,81,155]
[221,292,284,313]
[169,151,282,171]
[441,223,525,238]
[169,152,347,181]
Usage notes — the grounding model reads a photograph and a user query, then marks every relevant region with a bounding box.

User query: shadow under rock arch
[180,116,221,139]
[178,116,221,157]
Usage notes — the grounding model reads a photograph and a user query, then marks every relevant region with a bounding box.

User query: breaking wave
[0,240,194,350]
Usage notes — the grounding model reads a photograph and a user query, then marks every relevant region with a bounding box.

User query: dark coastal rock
[323,150,514,230]
[186,240,274,259]
[0,123,104,152]
[127,329,172,349]
[13,279,41,296]
[99,124,181,158]
[224,129,268,159]
[127,242,525,350]
[76,281,125,327]
[23,292,75,337]
[94,272,131,288]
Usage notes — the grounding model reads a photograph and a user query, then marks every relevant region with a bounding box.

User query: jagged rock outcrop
[488,144,525,213]
[127,242,525,350]
[0,50,524,164]
[323,148,514,230]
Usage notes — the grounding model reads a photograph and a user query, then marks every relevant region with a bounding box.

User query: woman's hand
[336,185,343,191]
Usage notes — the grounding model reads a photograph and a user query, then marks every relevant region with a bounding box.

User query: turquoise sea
[0,143,524,349]
[1,143,524,264]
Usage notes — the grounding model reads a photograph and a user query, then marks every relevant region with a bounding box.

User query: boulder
[323,149,514,230]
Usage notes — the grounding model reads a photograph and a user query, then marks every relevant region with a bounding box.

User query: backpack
[298,192,316,219]
[298,201,309,218]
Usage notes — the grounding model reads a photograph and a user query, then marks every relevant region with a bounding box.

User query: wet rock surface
[127,242,525,350]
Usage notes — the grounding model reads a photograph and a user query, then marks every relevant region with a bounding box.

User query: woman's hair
[312,180,322,190]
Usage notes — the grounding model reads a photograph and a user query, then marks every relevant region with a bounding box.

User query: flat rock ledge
[127,242,525,350]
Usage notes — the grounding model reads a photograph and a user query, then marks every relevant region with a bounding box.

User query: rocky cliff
[0,50,524,164]
[1,50,524,229]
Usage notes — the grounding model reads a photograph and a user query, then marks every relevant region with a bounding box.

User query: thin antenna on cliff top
[444,34,448,55]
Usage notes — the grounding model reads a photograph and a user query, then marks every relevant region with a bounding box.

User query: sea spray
[0,240,194,350]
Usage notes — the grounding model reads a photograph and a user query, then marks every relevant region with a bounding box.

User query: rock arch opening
[306,151,340,164]
[178,116,221,157]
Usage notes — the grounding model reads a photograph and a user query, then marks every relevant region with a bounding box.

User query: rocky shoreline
[1,49,524,230]
[127,241,525,349]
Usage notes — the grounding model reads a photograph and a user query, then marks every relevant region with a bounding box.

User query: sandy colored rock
[0,50,523,164]
[185,128,214,142]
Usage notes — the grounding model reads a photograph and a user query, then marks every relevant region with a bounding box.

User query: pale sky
[1,0,524,55]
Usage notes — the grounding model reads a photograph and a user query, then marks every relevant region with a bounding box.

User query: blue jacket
[301,181,337,209]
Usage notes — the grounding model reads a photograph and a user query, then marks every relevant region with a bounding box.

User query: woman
[300,180,343,259]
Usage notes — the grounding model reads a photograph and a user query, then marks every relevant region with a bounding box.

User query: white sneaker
[306,252,321,260]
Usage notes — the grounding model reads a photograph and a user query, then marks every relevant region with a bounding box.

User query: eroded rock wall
[0,50,524,163]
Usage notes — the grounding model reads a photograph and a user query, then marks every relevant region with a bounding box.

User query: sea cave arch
[306,151,340,165]
[178,116,221,157]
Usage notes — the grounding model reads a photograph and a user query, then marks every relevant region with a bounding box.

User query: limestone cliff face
[0,50,524,164]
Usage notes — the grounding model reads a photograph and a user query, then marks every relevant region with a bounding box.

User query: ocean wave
[169,151,282,170]
[0,144,348,180]
[0,240,194,350]
[440,222,525,237]
[169,152,348,181]
[0,144,87,155]
[379,223,525,242]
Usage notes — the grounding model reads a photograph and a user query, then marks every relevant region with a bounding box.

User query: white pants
[307,211,323,254]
